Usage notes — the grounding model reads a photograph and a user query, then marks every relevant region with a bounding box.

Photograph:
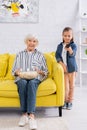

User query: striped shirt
[12,49,48,82]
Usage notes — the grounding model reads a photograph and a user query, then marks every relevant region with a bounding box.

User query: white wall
[0,0,80,84]
[0,0,79,53]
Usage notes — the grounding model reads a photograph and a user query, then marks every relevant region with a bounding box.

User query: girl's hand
[65,46,73,55]
[63,64,67,73]
[59,61,67,73]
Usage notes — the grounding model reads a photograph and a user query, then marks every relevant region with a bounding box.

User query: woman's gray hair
[24,34,38,44]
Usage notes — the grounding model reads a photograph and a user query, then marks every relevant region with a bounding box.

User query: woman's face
[62,30,73,43]
[26,38,38,51]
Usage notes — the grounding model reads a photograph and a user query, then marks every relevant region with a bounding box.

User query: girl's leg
[62,73,69,109]
[64,73,69,102]
[68,72,76,102]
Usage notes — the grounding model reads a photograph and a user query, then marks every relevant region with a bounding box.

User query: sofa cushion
[0,80,18,98]
[37,78,56,96]
[0,78,56,98]
[0,53,9,78]
[5,54,16,80]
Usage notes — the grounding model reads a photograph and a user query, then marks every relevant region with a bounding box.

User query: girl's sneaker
[62,102,68,109]
[67,102,72,110]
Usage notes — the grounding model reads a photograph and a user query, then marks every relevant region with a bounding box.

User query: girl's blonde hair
[24,34,38,44]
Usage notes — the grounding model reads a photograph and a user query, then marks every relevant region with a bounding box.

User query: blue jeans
[16,79,41,114]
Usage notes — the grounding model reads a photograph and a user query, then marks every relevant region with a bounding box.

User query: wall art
[0,0,39,23]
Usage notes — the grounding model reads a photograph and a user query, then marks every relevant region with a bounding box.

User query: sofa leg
[58,106,62,117]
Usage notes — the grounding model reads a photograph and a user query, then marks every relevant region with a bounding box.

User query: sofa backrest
[0,53,9,79]
[0,53,56,80]
[5,54,16,80]
[44,53,54,78]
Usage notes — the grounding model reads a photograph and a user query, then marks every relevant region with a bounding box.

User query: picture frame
[0,0,39,23]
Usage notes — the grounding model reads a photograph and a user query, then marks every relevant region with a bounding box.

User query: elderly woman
[12,34,48,130]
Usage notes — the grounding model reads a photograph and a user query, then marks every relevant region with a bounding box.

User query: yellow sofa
[0,53,64,116]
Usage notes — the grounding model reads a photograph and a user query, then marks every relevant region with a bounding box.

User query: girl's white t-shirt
[62,43,67,65]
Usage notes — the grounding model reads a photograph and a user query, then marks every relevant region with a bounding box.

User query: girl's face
[62,30,73,43]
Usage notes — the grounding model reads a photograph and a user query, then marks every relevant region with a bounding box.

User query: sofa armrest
[52,62,65,105]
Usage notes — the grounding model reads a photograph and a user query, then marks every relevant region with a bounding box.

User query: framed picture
[0,0,39,23]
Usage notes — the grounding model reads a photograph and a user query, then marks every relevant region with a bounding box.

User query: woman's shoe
[29,116,37,130]
[18,115,28,127]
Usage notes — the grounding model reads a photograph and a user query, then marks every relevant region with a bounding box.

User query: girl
[55,27,78,110]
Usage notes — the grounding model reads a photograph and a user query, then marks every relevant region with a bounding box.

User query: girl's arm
[65,43,77,56]
[56,43,67,73]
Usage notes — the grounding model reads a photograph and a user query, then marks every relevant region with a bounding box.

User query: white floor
[62,86,87,130]
[0,86,87,130]
[36,86,87,130]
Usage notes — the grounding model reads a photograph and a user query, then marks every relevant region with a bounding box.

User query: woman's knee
[28,79,40,91]
[16,79,27,90]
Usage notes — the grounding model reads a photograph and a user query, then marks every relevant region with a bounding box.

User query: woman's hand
[35,68,45,76]
[15,68,22,76]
